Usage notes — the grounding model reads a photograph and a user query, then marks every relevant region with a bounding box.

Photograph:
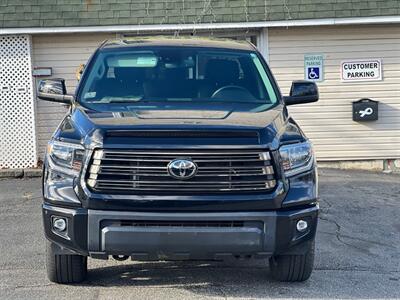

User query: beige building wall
[32,33,114,158]
[32,26,400,162]
[268,25,400,161]
[31,31,257,159]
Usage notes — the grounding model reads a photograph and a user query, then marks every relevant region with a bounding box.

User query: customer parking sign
[304,54,324,82]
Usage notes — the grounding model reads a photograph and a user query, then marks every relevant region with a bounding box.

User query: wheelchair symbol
[307,67,320,80]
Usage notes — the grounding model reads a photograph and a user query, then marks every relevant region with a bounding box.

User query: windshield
[78,47,278,107]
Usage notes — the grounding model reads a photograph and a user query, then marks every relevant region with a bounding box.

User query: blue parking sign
[304,54,324,82]
[307,67,320,80]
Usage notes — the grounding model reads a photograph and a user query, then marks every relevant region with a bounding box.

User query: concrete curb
[24,168,43,178]
[319,160,400,174]
[0,168,42,179]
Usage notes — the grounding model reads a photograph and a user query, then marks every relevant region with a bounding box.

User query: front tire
[269,241,315,282]
[46,242,87,284]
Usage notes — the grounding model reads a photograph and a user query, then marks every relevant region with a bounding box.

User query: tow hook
[112,255,129,261]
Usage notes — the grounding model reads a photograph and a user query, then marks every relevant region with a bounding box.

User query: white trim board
[1,16,400,35]
[257,28,269,62]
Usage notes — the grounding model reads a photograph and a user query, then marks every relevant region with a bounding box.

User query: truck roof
[100,36,256,51]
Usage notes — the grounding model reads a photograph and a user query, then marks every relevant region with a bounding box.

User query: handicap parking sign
[304,54,324,82]
[307,67,320,80]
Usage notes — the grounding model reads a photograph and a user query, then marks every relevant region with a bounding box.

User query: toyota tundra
[38,37,319,284]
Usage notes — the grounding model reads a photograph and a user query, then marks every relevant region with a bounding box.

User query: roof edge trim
[1,16,400,35]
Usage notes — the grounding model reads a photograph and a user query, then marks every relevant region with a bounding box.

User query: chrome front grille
[87,149,276,193]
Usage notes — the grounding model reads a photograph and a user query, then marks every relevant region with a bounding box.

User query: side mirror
[37,79,74,104]
[283,81,319,106]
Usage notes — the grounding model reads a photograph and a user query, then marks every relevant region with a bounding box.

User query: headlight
[47,140,85,177]
[279,141,314,177]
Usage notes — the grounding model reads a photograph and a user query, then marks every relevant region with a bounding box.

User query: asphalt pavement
[0,168,399,299]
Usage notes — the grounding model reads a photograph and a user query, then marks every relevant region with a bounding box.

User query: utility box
[352,99,379,121]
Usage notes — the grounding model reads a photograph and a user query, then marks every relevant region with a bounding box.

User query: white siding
[32,28,400,161]
[32,33,114,159]
[32,31,259,160]
[268,25,400,161]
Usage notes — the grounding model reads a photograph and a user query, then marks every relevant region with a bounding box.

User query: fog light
[296,220,308,232]
[52,217,67,232]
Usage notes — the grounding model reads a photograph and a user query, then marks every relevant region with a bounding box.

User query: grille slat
[100,157,263,163]
[95,165,270,170]
[87,149,276,194]
[95,185,269,192]
[96,179,272,185]
[97,172,269,177]
[102,150,265,156]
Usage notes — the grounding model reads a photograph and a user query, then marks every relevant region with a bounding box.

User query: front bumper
[43,204,318,260]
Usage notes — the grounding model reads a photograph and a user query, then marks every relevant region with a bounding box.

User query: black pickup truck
[38,37,319,284]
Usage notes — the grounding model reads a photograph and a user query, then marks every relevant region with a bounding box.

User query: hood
[83,107,280,128]
[56,103,305,150]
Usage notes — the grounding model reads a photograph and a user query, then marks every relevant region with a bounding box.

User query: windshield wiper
[107,97,144,103]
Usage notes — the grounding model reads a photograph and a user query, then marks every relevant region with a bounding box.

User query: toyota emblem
[167,159,198,180]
